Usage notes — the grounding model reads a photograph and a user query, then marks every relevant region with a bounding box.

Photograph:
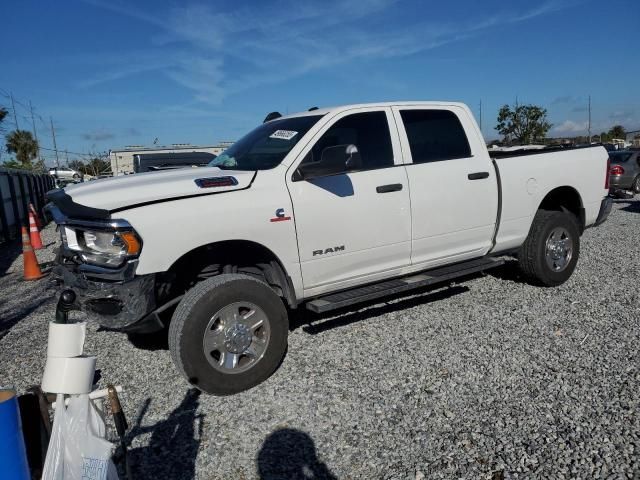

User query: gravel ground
[1,200,639,479]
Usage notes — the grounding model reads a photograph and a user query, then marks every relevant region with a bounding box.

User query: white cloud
[81,0,574,105]
[553,120,588,135]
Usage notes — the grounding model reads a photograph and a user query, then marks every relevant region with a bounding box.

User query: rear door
[287,107,411,294]
[392,106,498,267]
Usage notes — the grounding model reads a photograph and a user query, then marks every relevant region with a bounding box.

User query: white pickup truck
[47,101,612,395]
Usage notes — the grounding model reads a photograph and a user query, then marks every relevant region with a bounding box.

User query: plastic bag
[42,394,118,480]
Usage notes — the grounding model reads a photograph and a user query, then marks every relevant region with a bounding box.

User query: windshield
[208,115,324,170]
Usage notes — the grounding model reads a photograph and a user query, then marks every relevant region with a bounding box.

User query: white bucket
[46,321,87,358]
[41,355,97,394]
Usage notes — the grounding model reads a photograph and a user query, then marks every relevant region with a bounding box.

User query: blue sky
[1,0,638,164]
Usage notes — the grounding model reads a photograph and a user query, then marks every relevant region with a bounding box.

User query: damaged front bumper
[52,259,161,332]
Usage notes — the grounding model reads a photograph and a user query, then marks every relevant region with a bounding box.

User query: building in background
[625,130,640,148]
[109,142,233,175]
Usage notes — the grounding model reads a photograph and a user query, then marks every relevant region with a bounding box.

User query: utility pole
[50,117,60,167]
[64,149,69,166]
[29,101,41,162]
[10,93,19,130]
[588,95,592,143]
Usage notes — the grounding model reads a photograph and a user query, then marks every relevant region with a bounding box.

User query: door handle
[376,183,403,193]
[468,172,490,180]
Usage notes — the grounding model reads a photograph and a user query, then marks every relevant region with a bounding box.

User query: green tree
[32,158,47,173]
[2,159,23,169]
[83,155,111,176]
[496,103,552,145]
[69,159,86,173]
[608,125,625,139]
[5,130,39,168]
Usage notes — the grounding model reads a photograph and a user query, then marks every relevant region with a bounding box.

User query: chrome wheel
[545,227,573,272]
[202,301,270,374]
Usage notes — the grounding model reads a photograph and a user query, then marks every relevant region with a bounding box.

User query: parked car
[47,101,611,395]
[49,166,82,181]
[608,150,640,194]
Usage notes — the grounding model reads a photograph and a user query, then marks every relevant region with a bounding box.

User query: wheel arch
[159,239,297,308]
[537,186,585,233]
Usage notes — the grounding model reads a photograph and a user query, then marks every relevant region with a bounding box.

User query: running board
[305,257,504,314]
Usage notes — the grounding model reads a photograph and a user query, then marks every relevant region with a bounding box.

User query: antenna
[479,100,483,134]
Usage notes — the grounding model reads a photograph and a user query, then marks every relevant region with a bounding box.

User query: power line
[38,146,98,158]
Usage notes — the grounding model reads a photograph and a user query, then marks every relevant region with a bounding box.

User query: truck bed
[489,144,609,254]
[488,144,602,159]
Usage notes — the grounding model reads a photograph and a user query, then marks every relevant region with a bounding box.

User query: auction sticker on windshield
[270,130,298,141]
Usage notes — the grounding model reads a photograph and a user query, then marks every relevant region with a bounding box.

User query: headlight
[62,226,141,267]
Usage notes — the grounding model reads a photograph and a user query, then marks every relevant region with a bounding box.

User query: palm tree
[5,129,39,167]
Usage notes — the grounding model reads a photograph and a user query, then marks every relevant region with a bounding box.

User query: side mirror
[294,144,361,181]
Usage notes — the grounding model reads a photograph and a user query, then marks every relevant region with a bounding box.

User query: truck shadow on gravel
[484,260,530,284]
[257,428,336,480]
[125,328,170,351]
[615,198,639,213]
[125,388,203,480]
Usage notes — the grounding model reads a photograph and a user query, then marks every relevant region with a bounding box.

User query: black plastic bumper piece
[53,263,157,330]
[593,196,613,227]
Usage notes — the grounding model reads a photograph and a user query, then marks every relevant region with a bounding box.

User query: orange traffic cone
[22,226,44,281]
[29,212,43,250]
[29,203,42,230]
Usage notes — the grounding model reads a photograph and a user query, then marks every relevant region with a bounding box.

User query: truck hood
[49,167,256,218]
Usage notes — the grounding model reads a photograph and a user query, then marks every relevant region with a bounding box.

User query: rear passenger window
[400,110,471,163]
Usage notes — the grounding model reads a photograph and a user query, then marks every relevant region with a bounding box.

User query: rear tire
[169,274,288,395]
[518,210,580,287]
[632,176,640,194]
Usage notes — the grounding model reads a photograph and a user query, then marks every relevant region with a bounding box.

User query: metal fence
[0,168,56,243]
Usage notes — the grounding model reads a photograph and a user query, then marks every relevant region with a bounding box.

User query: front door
[287,108,411,294]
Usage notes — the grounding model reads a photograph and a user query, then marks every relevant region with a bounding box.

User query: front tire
[632,176,640,194]
[169,274,288,395]
[518,210,580,287]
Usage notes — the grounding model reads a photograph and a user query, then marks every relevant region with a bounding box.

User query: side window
[302,111,393,175]
[400,109,471,163]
